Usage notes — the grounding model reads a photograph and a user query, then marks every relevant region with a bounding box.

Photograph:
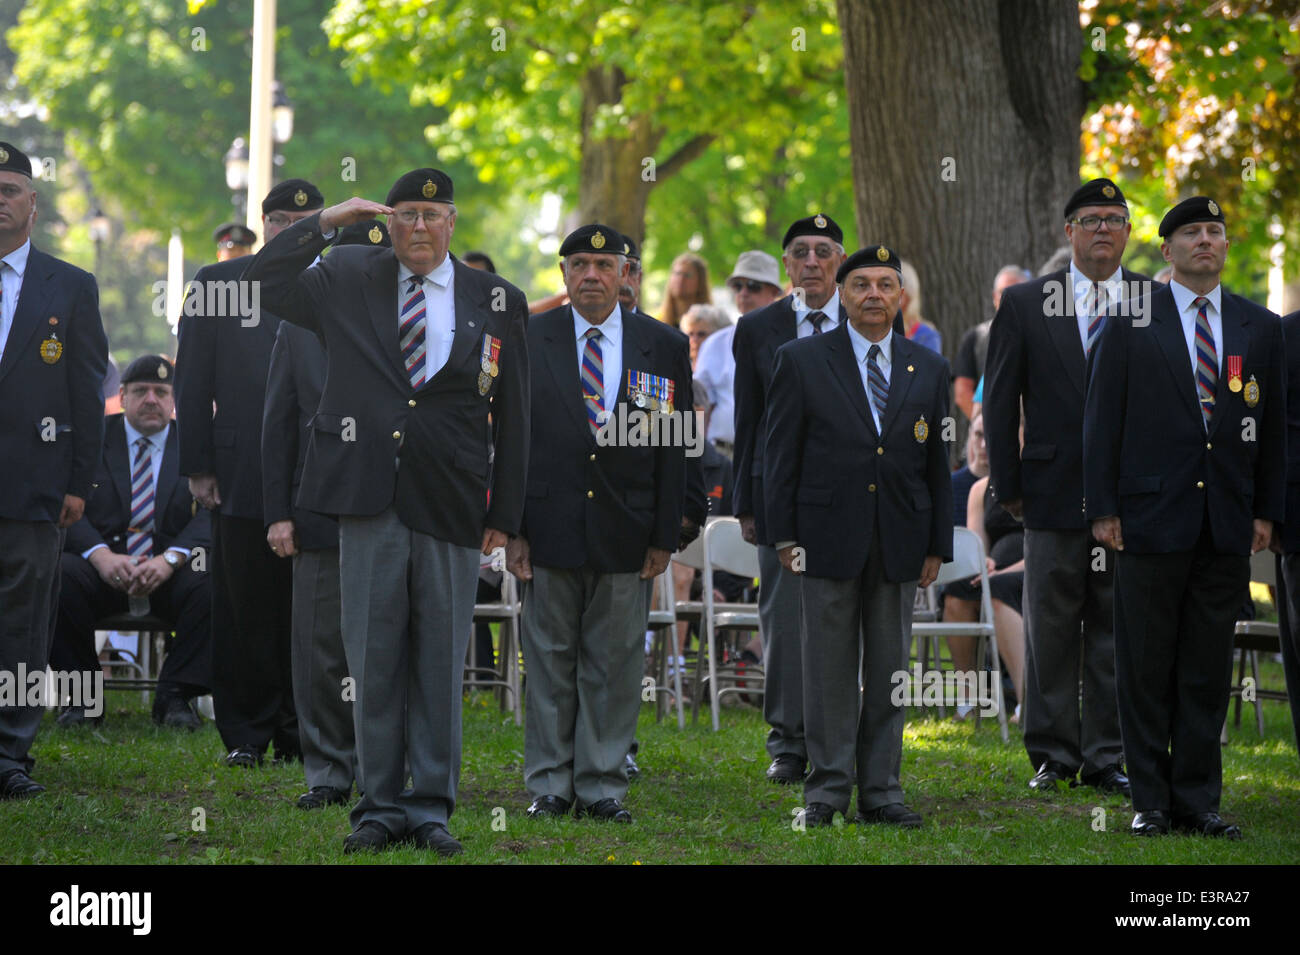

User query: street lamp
[272,81,294,145]
[88,208,110,275]
[224,137,250,218]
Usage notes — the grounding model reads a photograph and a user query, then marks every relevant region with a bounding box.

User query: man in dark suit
[732,214,847,785]
[765,246,952,827]
[177,178,325,768]
[1085,196,1285,838]
[51,355,212,730]
[506,224,690,824]
[244,168,529,855]
[1274,309,1300,757]
[0,142,107,799]
[985,178,1145,795]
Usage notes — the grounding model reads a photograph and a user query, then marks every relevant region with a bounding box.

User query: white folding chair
[911,527,1009,742]
[646,568,686,728]
[473,551,523,725]
[1229,549,1287,735]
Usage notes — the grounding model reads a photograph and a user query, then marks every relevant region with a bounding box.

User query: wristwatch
[162,550,185,569]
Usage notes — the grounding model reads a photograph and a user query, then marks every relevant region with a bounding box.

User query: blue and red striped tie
[1193,296,1217,430]
[127,437,155,558]
[581,328,604,434]
[1085,282,1107,356]
[400,276,428,389]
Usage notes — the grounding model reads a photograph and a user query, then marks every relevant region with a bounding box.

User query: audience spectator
[899,260,942,354]
[658,252,711,327]
[462,250,496,273]
[954,265,1030,419]
[952,412,989,528]
[680,303,730,368]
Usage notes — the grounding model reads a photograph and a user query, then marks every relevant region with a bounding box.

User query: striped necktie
[400,276,428,388]
[1193,296,1217,430]
[581,328,604,434]
[866,343,888,423]
[808,310,827,334]
[1085,282,1107,356]
[127,437,155,558]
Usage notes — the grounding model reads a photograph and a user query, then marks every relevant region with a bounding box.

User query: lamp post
[224,137,250,220]
[88,208,110,277]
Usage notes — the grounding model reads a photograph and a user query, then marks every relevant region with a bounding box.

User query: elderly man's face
[841,266,903,340]
[563,253,627,321]
[728,277,781,317]
[680,315,713,367]
[783,235,843,310]
[121,381,174,437]
[0,171,36,248]
[1065,203,1130,280]
[389,201,456,276]
[619,260,643,310]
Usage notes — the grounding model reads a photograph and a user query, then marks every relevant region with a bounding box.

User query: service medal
[913,414,928,443]
[368,226,382,244]
[40,334,62,364]
[1244,375,1260,407]
[480,334,501,379]
[478,371,492,395]
[633,391,647,409]
[1227,355,1242,393]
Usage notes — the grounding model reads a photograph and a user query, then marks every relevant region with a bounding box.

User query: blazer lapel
[0,246,54,388]
[541,309,593,439]
[1042,269,1086,396]
[157,424,181,524]
[618,305,651,412]
[824,323,876,439]
[106,417,132,518]
[1151,288,1203,423]
[361,251,406,385]
[879,332,917,440]
[1208,294,1248,439]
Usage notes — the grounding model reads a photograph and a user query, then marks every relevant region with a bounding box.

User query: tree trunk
[577,66,660,252]
[836,0,1083,357]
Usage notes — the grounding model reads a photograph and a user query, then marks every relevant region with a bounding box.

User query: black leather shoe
[343,821,396,854]
[409,822,464,856]
[766,753,807,784]
[1173,812,1243,839]
[153,694,201,731]
[223,746,262,769]
[0,769,45,800]
[1028,760,1076,791]
[296,785,350,810]
[1131,810,1171,836]
[576,797,633,823]
[855,803,923,828]
[55,705,103,728]
[799,802,836,827]
[526,795,571,818]
[1083,764,1131,798]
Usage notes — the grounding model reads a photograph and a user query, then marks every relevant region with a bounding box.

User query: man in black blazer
[1085,196,1285,838]
[765,246,951,828]
[177,178,325,768]
[245,168,529,855]
[507,224,690,824]
[1274,309,1300,756]
[985,178,1145,795]
[732,214,847,786]
[51,356,212,729]
[0,142,107,800]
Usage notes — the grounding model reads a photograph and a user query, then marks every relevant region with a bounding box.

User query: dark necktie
[866,344,888,422]
[127,437,155,557]
[1193,296,1217,430]
[581,328,605,435]
[400,276,428,388]
[1085,281,1108,356]
[808,310,827,335]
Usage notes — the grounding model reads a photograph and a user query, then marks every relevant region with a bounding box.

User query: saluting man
[507,224,691,825]
[1085,197,1285,838]
[764,246,952,828]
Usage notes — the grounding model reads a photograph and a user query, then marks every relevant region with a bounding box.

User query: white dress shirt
[693,324,735,444]
[795,289,841,338]
[572,303,624,412]
[399,255,456,379]
[1169,279,1224,379]
[0,239,31,361]
[82,421,187,561]
[847,322,893,434]
[1069,261,1124,353]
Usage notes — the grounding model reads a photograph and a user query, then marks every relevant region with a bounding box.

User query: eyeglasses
[728,279,767,294]
[1071,215,1129,232]
[787,244,838,260]
[393,210,450,226]
[266,213,301,228]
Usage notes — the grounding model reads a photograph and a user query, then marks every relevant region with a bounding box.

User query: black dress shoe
[1082,764,1131,798]
[799,802,836,827]
[152,695,201,731]
[855,803,923,828]
[409,822,464,856]
[0,769,45,800]
[766,753,807,785]
[223,746,262,769]
[296,785,351,810]
[1131,810,1171,836]
[343,821,396,854]
[1173,812,1243,839]
[1028,760,1076,791]
[526,795,571,818]
[55,705,103,728]
[576,797,632,823]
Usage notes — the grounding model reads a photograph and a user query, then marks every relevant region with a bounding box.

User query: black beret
[1158,195,1225,238]
[213,222,256,245]
[262,178,323,214]
[782,214,843,249]
[836,245,902,283]
[559,224,625,257]
[336,218,391,248]
[386,168,454,207]
[121,354,175,386]
[0,141,32,178]
[1064,178,1127,219]
[619,233,640,260]
[461,250,496,272]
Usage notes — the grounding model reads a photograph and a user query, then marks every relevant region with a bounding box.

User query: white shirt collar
[1168,278,1222,318]
[1069,261,1123,301]
[1,238,31,278]
[572,302,622,340]
[123,418,168,455]
[399,254,454,290]
[846,321,893,367]
[793,289,840,321]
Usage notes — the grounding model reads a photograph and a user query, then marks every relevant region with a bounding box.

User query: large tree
[837,0,1084,351]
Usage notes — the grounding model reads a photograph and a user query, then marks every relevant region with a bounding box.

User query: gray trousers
[338,507,478,835]
[1021,528,1123,776]
[292,546,356,793]
[758,544,805,760]
[0,520,62,775]
[800,542,916,814]
[520,566,650,806]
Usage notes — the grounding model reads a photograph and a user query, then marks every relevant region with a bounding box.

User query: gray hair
[682,303,731,333]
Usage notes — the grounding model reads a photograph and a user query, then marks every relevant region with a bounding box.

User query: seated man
[50,355,213,728]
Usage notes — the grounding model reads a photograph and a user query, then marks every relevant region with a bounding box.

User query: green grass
[4,665,1299,865]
